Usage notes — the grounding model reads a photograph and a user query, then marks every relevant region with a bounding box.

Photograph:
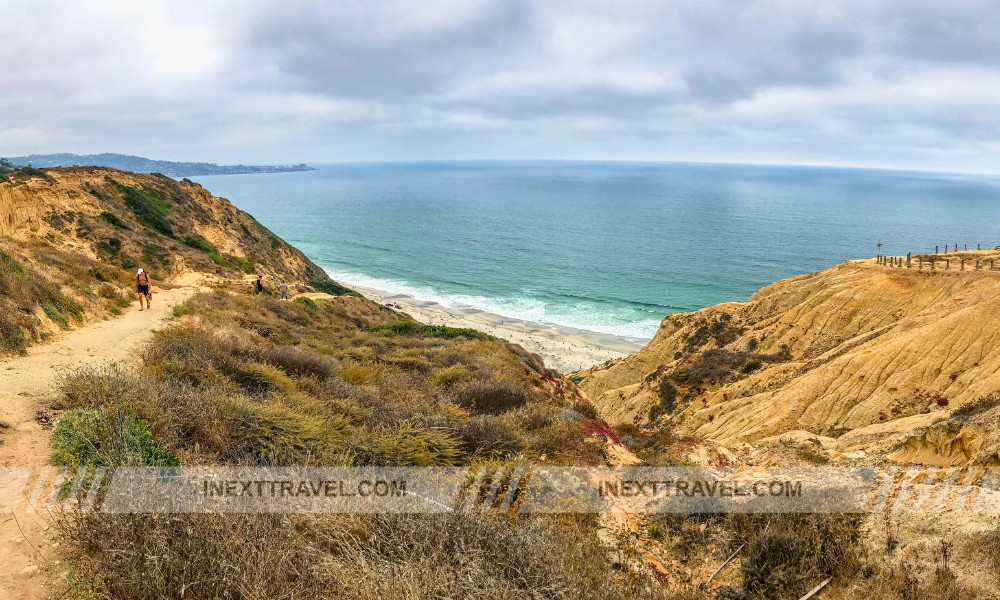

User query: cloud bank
[2,0,1000,172]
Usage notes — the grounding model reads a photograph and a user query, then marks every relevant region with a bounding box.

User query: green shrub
[376,321,494,341]
[15,166,52,181]
[40,290,83,328]
[310,279,361,297]
[0,248,25,275]
[226,254,254,274]
[52,406,179,468]
[208,252,254,274]
[0,316,27,353]
[118,184,173,236]
[649,378,677,421]
[99,211,131,230]
[89,265,113,282]
[182,234,217,253]
[294,296,318,311]
[141,244,169,269]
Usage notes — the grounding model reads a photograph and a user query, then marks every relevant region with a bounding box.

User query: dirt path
[0,287,194,600]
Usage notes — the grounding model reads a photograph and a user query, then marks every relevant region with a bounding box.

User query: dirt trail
[0,287,194,600]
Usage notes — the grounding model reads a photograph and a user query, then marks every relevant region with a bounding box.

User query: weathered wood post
[976,259,981,270]
[955,243,959,252]
[961,259,965,271]
[935,246,939,254]
[919,257,923,270]
[978,244,981,250]
[907,252,912,268]
[932,258,936,270]
[965,244,968,251]
[945,259,950,269]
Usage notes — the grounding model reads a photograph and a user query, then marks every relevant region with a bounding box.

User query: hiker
[279,279,289,300]
[255,275,265,295]
[136,268,152,311]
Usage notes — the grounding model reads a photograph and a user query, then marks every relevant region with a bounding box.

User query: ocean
[192,161,1000,342]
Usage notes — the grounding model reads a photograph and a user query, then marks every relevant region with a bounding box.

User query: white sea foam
[325,270,661,341]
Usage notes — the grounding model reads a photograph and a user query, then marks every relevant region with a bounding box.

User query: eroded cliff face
[0,167,329,283]
[576,256,1000,462]
[0,180,47,236]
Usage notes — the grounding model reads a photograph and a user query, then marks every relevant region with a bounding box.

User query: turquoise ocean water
[193,162,1000,342]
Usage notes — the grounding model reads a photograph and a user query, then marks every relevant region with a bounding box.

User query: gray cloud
[2,0,1000,172]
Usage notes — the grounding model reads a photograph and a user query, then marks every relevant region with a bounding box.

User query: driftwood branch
[698,543,744,589]
[798,577,833,600]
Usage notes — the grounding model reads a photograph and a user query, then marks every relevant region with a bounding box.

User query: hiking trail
[0,287,194,599]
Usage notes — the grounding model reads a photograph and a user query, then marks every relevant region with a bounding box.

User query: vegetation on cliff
[0,167,350,355]
[53,290,652,598]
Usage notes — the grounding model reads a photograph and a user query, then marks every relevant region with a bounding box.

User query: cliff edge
[575,253,1000,464]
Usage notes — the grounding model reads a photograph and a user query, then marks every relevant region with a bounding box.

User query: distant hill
[4,153,314,177]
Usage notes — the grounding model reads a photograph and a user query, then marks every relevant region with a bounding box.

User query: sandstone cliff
[0,167,350,353]
[575,254,1000,464]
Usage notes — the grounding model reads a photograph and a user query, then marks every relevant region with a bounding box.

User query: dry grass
[61,511,662,600]
[55,291,642,597]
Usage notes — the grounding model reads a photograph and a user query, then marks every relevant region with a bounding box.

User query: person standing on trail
[136,268,152,311]
[279,279,289,300]
[255,275,265,295]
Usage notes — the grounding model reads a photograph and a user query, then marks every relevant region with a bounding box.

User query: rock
[19,565,40,578]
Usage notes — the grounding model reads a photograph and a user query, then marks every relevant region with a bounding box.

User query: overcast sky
[3,0,1000,173]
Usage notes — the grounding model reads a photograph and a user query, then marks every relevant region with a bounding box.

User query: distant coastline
[5,152,315,178]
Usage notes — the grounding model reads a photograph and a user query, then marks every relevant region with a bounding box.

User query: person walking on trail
[255,275,265,295]
[136,268,152,311]
[279,279,289,300]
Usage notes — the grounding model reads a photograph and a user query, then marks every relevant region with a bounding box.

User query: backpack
[137,272,150,286]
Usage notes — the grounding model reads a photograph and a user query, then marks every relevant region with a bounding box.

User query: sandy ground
[348,283,644,374]
[0,287,194,600]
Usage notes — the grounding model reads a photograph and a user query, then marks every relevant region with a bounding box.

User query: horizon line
[7,151,1000,179]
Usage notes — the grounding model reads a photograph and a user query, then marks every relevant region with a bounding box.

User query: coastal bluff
[0,167,347,353]
[575,252,1000,465]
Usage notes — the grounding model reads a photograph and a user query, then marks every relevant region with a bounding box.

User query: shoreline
[343,282,645,373]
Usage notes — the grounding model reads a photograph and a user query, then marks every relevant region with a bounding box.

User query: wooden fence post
[907,253,912,268]
[961,259,965,270]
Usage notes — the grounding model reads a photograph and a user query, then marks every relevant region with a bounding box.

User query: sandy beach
[345,283,645,374]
